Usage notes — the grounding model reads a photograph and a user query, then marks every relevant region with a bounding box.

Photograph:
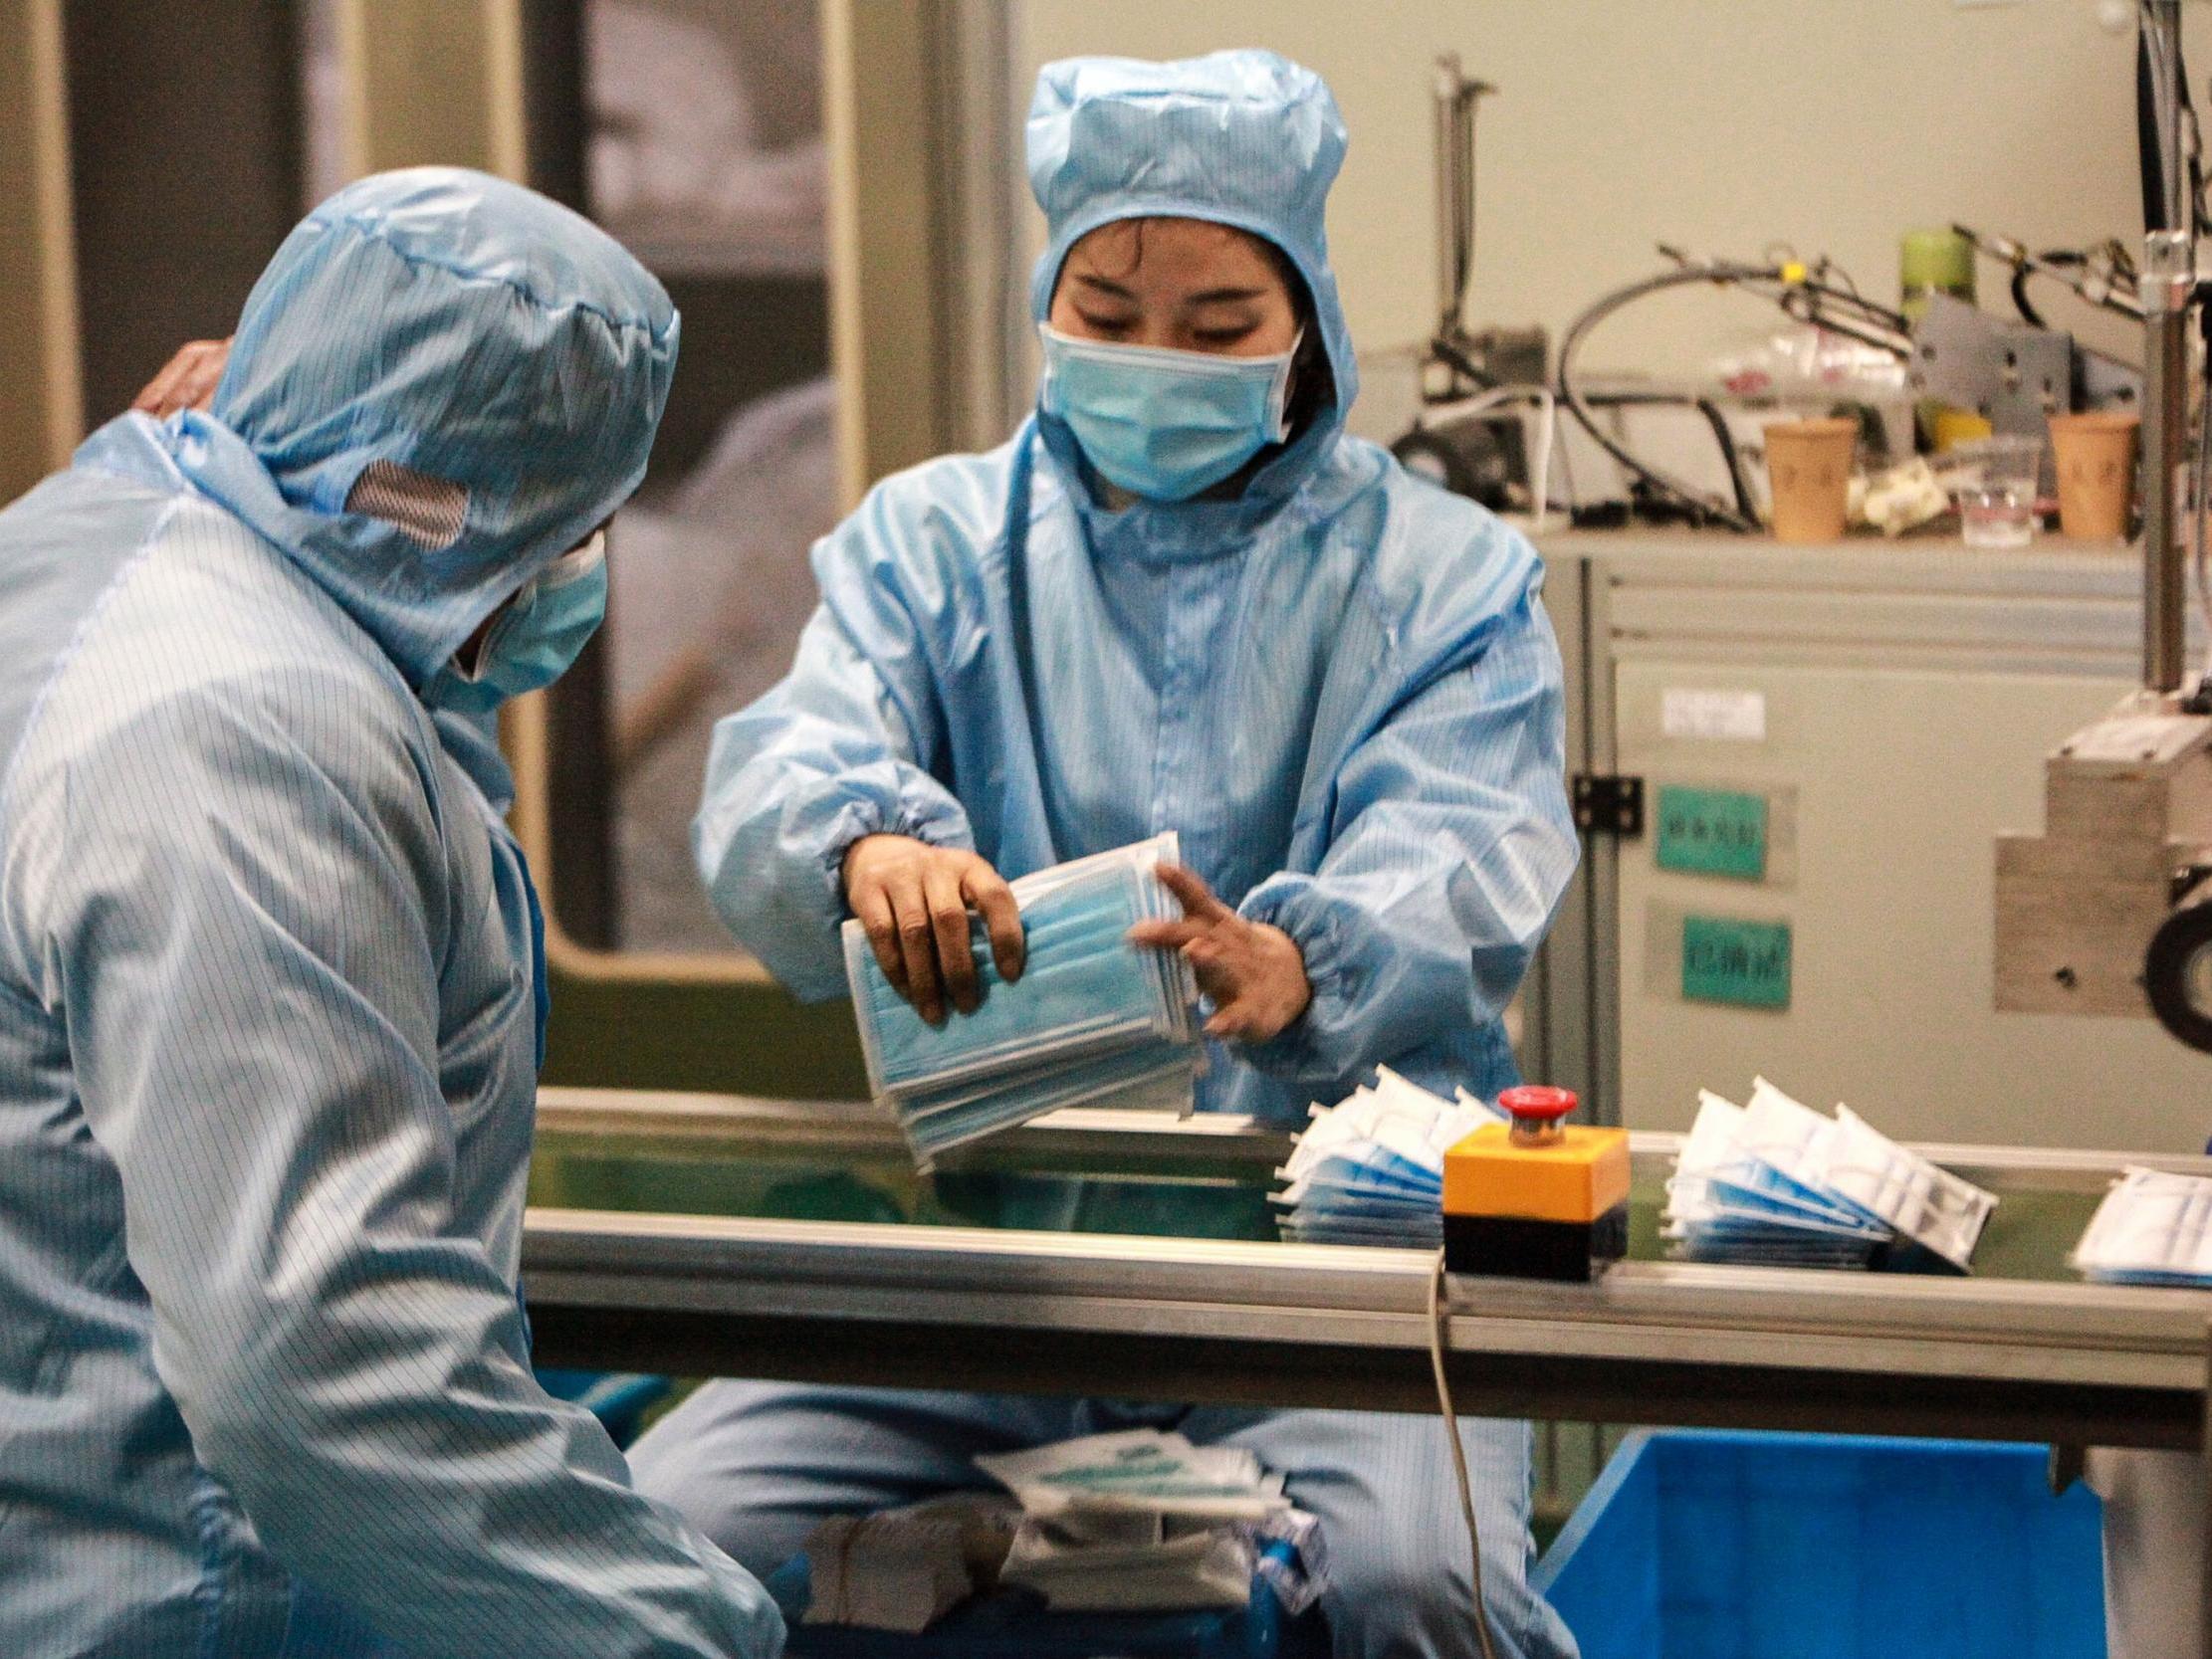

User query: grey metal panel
[536,1086,1296,1170]
[534,1087,2212,1182]
[1535,531,2212,1151]
[518,1137,2212,1447]
[1521,549,1597,1109]
[524,1204,2209,1385]
[521,1100,2212,1449]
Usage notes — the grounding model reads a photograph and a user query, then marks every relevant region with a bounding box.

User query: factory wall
[1020,0,2165,399]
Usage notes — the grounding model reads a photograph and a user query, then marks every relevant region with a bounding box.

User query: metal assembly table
[523,1089,2212,1458]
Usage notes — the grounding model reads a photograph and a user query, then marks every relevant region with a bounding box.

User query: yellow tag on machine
[1442,1087,1630,1281]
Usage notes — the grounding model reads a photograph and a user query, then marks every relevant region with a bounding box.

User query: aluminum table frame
[522,1091,2212,1455]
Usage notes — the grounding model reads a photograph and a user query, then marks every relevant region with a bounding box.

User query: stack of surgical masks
[2073,1166,2212,1286]
[977,1430,1323,1616]
[799,1496,1017,1634]
[1664,1078,1997,1274]
[1271,1068,1499,1247]
[842,835,1200,1165]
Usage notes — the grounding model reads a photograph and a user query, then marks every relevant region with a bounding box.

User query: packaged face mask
[1663,1081,1995,1273]
[977,1430,1289,1523]
[895,1043,1199,1165]
[841,834,1200,1165]
[1825,1103,1996,1272]
[852,864,1162,1093]
[2074,1166,2212,1285]
[1271,1068,1495,1248]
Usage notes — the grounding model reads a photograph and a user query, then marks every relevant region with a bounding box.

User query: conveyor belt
[521,1090,2212,1450]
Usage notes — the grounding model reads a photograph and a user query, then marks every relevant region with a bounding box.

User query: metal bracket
[1572,774,1645,838]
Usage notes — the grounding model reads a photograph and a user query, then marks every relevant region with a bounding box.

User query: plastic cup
[1763,418,1858,543]
[2047,411,2138,541]
[1952,435,2043,549]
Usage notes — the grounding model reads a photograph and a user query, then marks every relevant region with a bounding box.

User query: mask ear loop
[1265,330,1306,442]
[540,526,609,588]
[448,527,597,685]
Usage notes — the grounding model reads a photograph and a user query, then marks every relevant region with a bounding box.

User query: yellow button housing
[1442,1124,1631,1225]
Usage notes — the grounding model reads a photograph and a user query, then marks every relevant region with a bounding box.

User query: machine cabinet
[1528,531,2212,1151]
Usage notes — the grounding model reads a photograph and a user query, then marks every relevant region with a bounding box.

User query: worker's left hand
[131,336,232,418]
[1128,864,1312,1045]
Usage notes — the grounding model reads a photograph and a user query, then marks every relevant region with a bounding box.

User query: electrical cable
[1555,262,1776,531]
[1693,397,1761,524]
[1430,1249,1501,1659]
[2139,1,2207,235]
[1432,333,1499,395]
[1953,227,2145,324]
[1528,388,1559,533]
[1774,284,1918,356]
[1554,257,1909,533]
[1438,382,1561,531]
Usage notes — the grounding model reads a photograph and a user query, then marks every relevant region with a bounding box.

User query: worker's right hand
[842,834,1024,1025]
[131,336,233,417]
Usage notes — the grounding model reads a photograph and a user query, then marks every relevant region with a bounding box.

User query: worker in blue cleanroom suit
[631,52,1581,1659]
[0,169,780,1658]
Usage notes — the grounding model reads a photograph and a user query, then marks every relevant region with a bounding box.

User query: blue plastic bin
[1534,1430,2104,1659]
[770,1544,1330,1659]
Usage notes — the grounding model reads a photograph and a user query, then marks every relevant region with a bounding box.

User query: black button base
[1443,1206,1629,1282]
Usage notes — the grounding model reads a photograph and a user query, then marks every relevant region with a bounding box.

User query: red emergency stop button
[1498,1085,1576,1146]
[1497,1086,1577,1122]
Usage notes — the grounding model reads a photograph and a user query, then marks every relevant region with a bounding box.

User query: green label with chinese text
[1657,785,1769,881]
[1681,916,1792,1008]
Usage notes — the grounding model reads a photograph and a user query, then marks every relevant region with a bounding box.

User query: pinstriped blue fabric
[1025,50,1358,413]
[634,1388,1577,1659]
[675,54,1578,1659]
[694,52,1577,1124]
[178,167,678,701]
[0,172,776,1658]
[695,422,1573,1123]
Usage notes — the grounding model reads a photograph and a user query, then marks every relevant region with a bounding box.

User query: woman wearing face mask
[641,51,1580,1659]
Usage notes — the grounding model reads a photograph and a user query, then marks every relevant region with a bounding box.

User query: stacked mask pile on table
[799,1496,1017,1635]
[979,1430,1323,1615]
[2074,1166,2212,1285]
[1664,1077,1998,1273]
[842,835,1201,1165]
[792,1430,1324,1631]
[1271,1068,1500,1247]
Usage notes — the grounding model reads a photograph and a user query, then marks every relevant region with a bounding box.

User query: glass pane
[583,0,837,954]
[531,1114,2107,1280]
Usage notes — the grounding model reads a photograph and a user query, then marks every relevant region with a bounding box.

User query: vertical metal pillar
[0,0,83,500]
[2142,0,2193,692]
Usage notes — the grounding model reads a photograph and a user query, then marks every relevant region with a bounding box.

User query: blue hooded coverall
[0,170,781,1658]
[630,53,1581,1659]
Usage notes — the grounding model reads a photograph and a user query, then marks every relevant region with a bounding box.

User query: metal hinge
[1572,773,1645,837]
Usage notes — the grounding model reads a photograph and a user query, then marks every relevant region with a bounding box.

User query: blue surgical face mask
[855,866,1160,1092]
[426,528,607,714]
[838,837,1205,1163]
[1038,322,1299,503]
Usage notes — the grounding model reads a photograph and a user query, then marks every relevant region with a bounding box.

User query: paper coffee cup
[1763,418,1858,543]
[2047,411,2139,541]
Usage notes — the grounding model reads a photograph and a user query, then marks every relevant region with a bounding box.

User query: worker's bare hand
[1128,864,1312,1045]
[131,336,232,418]
[842,834,1023,1025]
